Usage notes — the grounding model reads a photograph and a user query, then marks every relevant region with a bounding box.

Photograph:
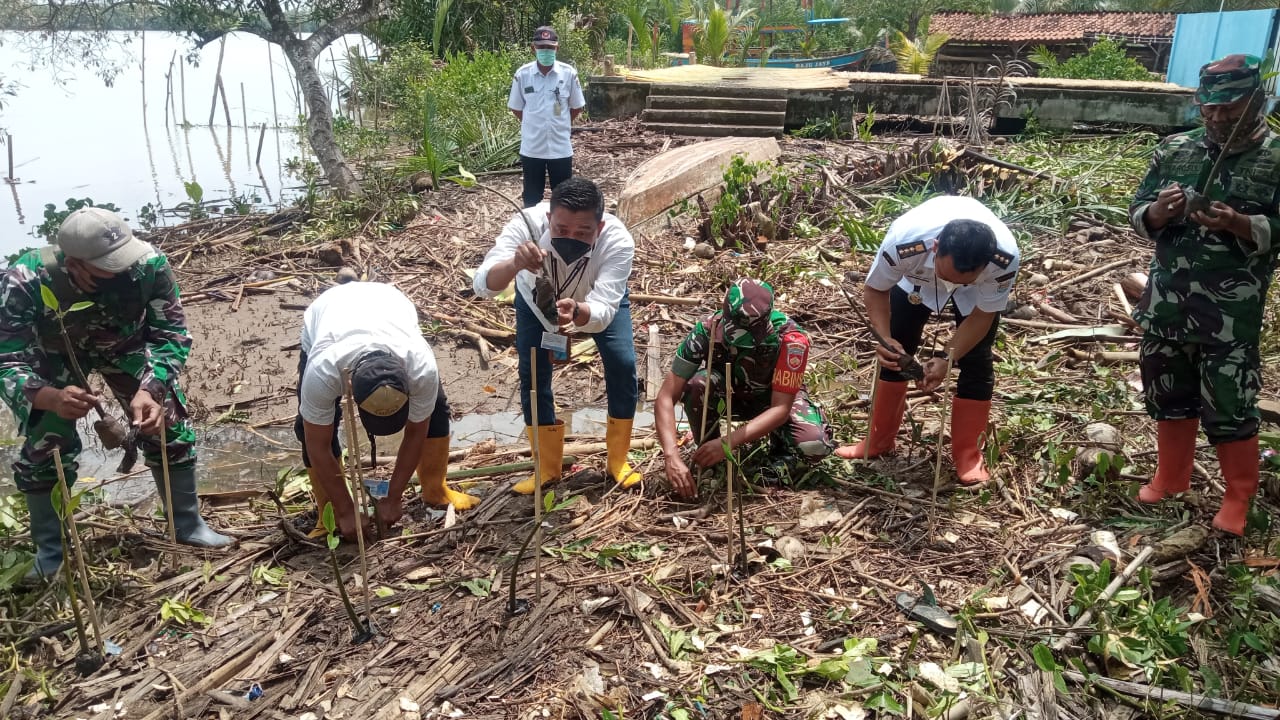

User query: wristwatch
[572,301,583,322]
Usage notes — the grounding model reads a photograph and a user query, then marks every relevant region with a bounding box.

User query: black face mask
[89,272,136,296]
[551,236,591,265]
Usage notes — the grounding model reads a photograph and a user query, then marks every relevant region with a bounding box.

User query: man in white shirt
[835,196,1020,486]
[295,281,478,539]
[473,176,641,493]
[509,25,586,208]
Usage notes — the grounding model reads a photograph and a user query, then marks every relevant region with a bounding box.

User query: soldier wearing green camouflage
[0,208,231,582]
[654,279,835,497]
[1129,54,1280,536]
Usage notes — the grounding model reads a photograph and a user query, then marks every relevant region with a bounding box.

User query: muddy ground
[8,122,1280,720]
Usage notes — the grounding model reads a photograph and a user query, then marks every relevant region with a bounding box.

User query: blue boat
[743,46,872,69]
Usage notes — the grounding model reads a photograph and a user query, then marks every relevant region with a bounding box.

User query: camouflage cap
[1196,54,1262,106]
[722,279,775,348]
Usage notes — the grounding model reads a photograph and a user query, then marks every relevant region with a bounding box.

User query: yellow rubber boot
[513,421,565,494]
[418,435,479,511]
[307,468,329,539]
[607,416,642,487]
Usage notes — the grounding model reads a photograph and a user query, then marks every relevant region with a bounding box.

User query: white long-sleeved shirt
[299,282,438,426]
[865,196,1020,315]
[507,60,585,159]
[472,202,633,335]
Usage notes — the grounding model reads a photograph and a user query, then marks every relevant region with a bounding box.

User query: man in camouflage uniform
[0,208,232,581]
[1131,54,1280,536]
[654,279,835,497]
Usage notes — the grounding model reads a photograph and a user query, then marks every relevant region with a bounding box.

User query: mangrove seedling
[38,285,132,452]
[321,503,373,643]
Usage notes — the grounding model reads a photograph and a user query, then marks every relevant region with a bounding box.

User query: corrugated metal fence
[1167,8,1278,92]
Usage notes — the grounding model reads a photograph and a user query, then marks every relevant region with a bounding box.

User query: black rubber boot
[24,490,65,582]
[153,466,233,547]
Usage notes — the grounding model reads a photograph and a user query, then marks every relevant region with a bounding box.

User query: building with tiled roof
[929,11,1176,77]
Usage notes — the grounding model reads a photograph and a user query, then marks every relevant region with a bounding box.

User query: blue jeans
[515,290,637,425]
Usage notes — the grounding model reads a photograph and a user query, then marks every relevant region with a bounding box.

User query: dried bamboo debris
[19,127,1280,720]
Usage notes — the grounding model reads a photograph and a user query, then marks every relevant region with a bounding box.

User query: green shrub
[1031,38,1153,82]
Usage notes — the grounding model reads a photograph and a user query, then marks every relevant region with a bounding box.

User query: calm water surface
[0,30,373,256]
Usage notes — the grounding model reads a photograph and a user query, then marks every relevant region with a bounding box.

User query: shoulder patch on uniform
[781,329,809,346]
[990,250,1014,270]
[994,270,1016,282]
[880,250,897,267]
[895,240,927,259]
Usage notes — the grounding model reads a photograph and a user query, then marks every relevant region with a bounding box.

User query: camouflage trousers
[3,352,196,493]
[1139,334,1261,445]
[681,369,835,461]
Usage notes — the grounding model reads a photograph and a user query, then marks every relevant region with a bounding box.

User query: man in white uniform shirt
[509,25,586,208]
[835,196,1020,486]
[474,176,641,494]
[295,281,478,539]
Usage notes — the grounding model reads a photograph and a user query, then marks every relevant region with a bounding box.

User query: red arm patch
[772,331,810,393]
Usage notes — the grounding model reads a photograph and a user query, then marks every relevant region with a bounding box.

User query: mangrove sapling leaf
[39,285,58,312]
[67,301,93,313]
[321,502,367,638]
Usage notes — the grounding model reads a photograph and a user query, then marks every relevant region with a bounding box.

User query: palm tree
[622,0,656,63]
[690,0,756,66]
[891,30,949,75]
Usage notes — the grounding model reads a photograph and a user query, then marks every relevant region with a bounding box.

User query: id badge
[541,331,569,362]
[553,100,563,117]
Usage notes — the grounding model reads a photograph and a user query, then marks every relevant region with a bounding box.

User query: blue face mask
[535,49,556,66]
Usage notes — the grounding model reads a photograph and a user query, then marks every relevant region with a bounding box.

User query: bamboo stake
[179,56,188,125]
[217,78,232,127]
[240,82,248,129]
[340,368,376,626]
[255,124,267,166]
[5,133,13,182]
[53,453,104,656]
[1061,670,1280,719]
[158,409,178,563]
[695,344,715,494]
[724,361,735,573]
[209,36,227,126]
[140,32,147,125]
[266,44,279,127]
[530,347,543,601]
[931,357,955,506]
[163,51,175,127]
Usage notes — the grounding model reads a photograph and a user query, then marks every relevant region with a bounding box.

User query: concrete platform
[588,65,1199,132]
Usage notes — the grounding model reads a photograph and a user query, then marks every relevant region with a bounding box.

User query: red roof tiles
[931,12,1176,43]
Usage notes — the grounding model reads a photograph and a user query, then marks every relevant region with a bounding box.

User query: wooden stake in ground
[158,407,178,559]
[724,361,736,573]
[340,368,376,626]
[529,347,544,601]
[863,363,880,461]
[695,344,715,493]
[931,357,955,505]
[53,452,104,664]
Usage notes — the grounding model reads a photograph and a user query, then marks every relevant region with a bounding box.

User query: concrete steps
[641,85,787,137]
[647,95,788,112]
[641,123,783,138]
[642,108,786,126]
